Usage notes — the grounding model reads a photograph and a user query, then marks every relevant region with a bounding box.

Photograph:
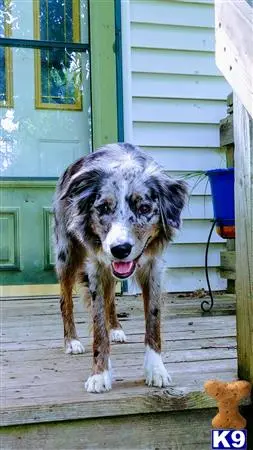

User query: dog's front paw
[65,339,85,354]
[85,370,112,393]
[144,346,172,388]
[110,328,127,343]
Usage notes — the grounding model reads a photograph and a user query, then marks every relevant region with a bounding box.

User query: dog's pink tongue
[112,261,134,275]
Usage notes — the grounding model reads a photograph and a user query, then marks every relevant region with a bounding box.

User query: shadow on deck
[2,292,250,449]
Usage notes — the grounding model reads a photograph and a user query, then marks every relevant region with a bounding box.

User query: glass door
[0,0,119,295]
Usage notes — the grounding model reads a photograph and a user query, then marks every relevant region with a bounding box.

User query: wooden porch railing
[215,0,253,383]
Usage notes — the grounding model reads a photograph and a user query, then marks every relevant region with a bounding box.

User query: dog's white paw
[110,328,127,343]
[144,345,172,388]
[85,370,112,393]
[65,339,85,354]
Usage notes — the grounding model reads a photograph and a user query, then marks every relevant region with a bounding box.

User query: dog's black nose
[110,243,132,259]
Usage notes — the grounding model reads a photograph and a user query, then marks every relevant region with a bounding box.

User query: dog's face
[58,144,187,280]
[90,174,161,278]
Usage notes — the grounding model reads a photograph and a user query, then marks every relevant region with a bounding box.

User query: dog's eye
[97,203,110,215]
[139,204,152,215]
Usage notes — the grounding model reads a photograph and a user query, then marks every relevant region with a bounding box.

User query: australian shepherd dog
[53,143,187,393]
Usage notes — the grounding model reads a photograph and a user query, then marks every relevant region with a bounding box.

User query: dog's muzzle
[112,260,136,279]
[111,237,151,279]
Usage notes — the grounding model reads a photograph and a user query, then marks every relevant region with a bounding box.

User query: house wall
[121,0,231,292]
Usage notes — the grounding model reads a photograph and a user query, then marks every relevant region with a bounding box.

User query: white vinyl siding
[130,1,214,27]
[131,23,215,52]
[132,73,229,100]
[133,98,226,124]
[122,0,231,292]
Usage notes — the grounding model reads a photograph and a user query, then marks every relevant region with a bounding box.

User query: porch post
[89,0,118,150]
[233,93,253,382]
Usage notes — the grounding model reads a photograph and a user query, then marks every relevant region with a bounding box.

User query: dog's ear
[160,178,188,229]
[59,169,104,206]
[150,175,188,230]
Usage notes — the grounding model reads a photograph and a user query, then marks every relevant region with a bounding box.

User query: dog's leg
[84,263,112,393]
[137,261,171,387]
[109,300,127,343]
[104,277,127,343]
[55,235,85,354]
[59,270,85,354]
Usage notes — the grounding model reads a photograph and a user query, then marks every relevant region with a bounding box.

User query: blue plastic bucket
[206,168,235,238]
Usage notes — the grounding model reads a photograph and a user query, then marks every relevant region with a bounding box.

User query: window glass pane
[0,0,5,34]
[0,47,91,177]
[6,0,88,44]
[35,0,84,109]
[38,49,83,109]
[0,0,13,107]
[40,0,74,42]
[0,47,6,102]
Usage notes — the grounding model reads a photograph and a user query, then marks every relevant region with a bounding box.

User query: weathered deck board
[1,294,242,428]
[0,410,219,450]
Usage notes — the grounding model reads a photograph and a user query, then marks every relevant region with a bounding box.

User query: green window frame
[0,0,13,108]
[33,0,83,110]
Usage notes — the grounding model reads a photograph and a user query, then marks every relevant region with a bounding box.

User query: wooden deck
[2,292,250,449]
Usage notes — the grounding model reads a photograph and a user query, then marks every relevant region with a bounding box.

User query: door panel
[0,207,20,271]
[1,181,57,285]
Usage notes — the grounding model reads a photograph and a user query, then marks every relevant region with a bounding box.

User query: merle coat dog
[53,143,187,393]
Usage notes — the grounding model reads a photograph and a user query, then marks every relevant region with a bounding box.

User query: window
[0,0,13,108]
[34,0,82,110]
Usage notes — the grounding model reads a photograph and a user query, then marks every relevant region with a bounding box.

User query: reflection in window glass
[0,46,90,177]
[0,0,13,107]
[34,0,82,110]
